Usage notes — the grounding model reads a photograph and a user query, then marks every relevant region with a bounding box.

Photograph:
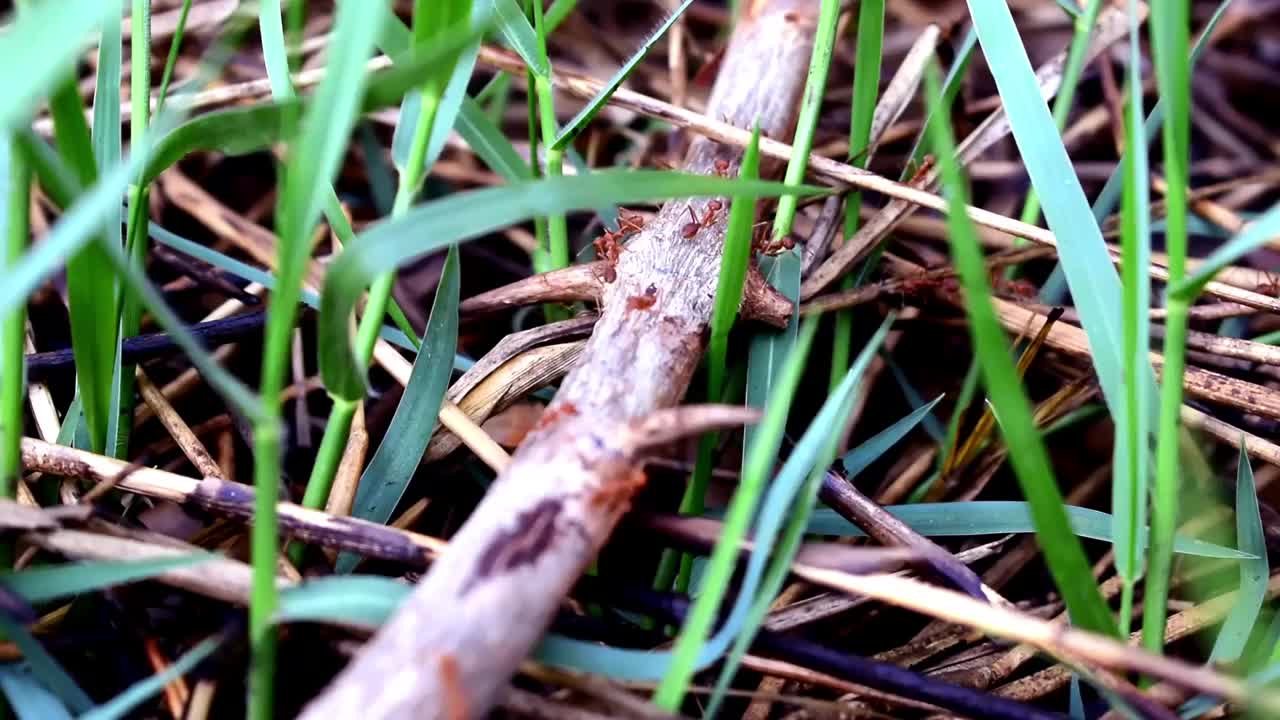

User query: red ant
[899,274,959,299]
[751,223,795,256]
[713,159,731,177]
[681,201,723,238]
[626,284,658,313]
[991,275,1037,299]
[533,401,579,432]
[593,211,647,283]
[1258,271,1280,297]
[590,467,648,513]
[906,154,936,185]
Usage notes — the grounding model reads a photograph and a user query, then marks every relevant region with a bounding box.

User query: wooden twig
[459,260,792,328]
[19,438,448,565]
[300,3,820,717]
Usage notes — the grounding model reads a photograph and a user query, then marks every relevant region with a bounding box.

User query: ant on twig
[625,284,659,313]
[593,210,647,283]
[751,221,795,256]
[681,201,723,238]
[677,159,733,239]
[1258,271,1280,297]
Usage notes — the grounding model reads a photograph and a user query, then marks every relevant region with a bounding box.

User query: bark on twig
[300,3,819,718]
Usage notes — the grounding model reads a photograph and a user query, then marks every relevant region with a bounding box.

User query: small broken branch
[460,260,792,328]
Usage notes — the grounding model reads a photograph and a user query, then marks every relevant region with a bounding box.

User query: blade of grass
[332,247,459,573]
[10,131,263,423]
[1114,0,1152,638]
[745,0,840,453]
[529,0,570,307]
[1143,0,1192,658]
[1041,0,1235,303]
[1173,201,1280,298]
[831,0,884,390]
[456,96,533,181]
[250,1,384,716]
[492,0,548,77]
[1016,0,1104,227]
[964,0,1148,426]
[0,554,211,604]
[925,63,1116,637]
[652,316,820,710]
[550,0,694,150]
[0,664,72,720]
[0,617,91,714]
[111,0,154,459]
[841,396,944,479]
[799,502,1249,559]
[154,0,195,112]
[656,125,761,594]
[0,137,27,545]
[50,63,114,454]
[296,1,477,531]
[0,0,120,133]
[142,219,433,356]
[317,171,822,400]
[706,317,896,716]
[1207,444,1267,662]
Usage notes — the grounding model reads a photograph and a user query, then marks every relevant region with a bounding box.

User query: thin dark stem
[25,311,267,380]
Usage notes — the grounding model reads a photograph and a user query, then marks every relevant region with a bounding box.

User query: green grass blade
[50,64,116,454]
[79,635,222,720]
[925,63,1116,637]
[11,134,262,421]
[841,395,944,479]
[391,42,479,176]
[1143,0,1192,657]
[0,616,91,714]
[92,9,123,221]
[333,246,459,573]
[745,0,841,453]
[708,127,761,411]
[707,318,895,716]
[658,126,762,594]
[143,219,432,355]
[653,317,820,710]
[155,0,195,110]
[0,136,27,514]
[902,28,977,180]
[492,0,548,77]
[550,0,693,150]
[964,0,1146,421]
[112,0,150,460]
[259,0,296,99]
[140,24,483,186]
[831,0,884,389]
[1016,0,1103,227]
[1114,0,1152,636]
[0,0,119,133]
[318,172,822,399]
[0,554,211,604]
[1174,201,1280,299]
[1088,0,1234,226]
[1207,445,1267,663]
[544,0,578,30]
[251,1,385,714]
[456,96,533,181]
[295,0,475,527]
[277,576,411,628]
[0,664,73,720]
[800,502,1250,560]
